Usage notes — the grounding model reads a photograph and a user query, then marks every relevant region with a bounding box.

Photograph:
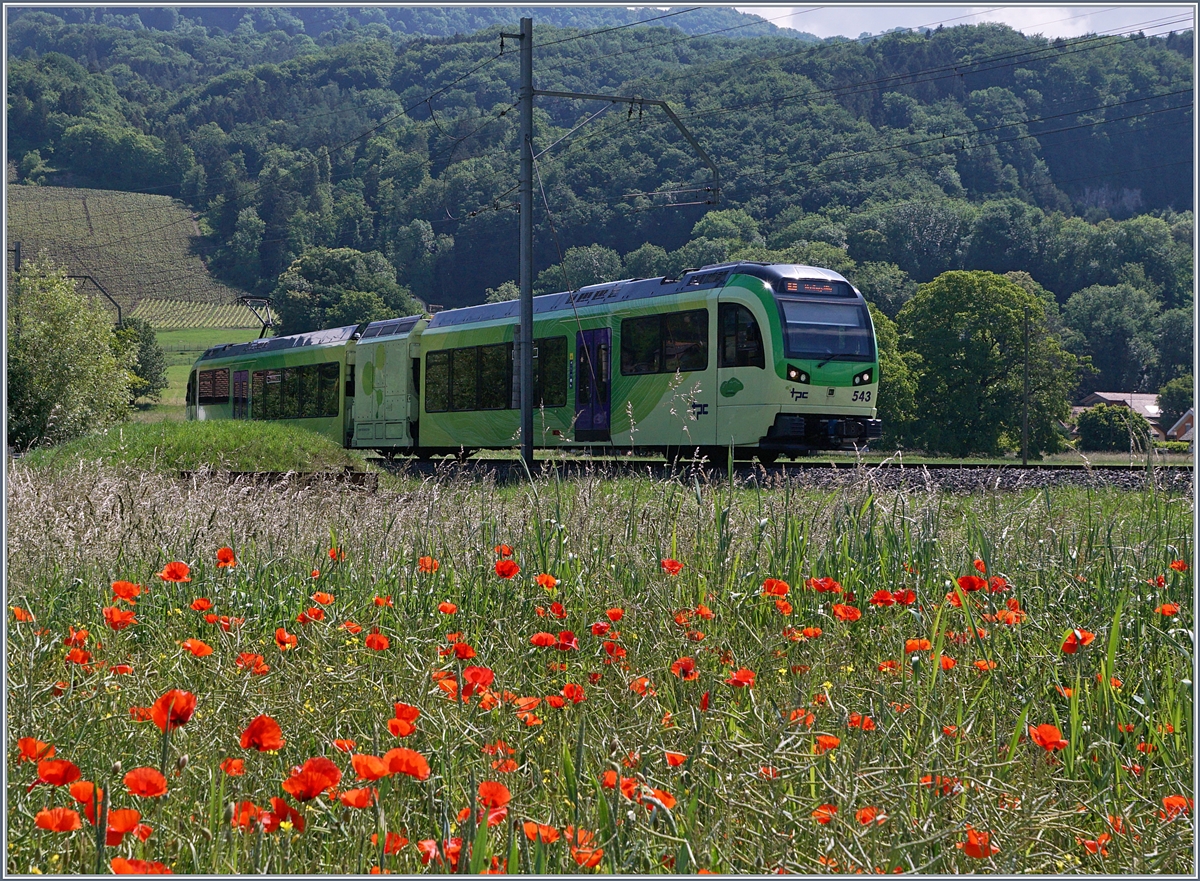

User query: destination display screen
[777,279,853,297]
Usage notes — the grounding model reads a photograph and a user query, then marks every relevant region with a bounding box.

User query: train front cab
[714,266,881,456]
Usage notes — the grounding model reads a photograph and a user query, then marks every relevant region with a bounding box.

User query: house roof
[1169,408,1194,436]
[1079,392,1163,420]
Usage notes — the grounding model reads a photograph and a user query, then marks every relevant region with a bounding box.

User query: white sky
[732,5,1196,40]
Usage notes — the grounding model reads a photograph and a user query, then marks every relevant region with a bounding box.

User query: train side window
[535,336,567,408]
[426,352,450,412]
[478,343,511,410]
[320,362,341,416]
[719,303,765,369]
[450,347,478,411]
[198,368,230,405]
[620,315,661,375]
[186,370,197,406]
[662,310,708,373]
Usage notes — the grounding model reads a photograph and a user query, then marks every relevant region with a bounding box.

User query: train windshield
[777,299,875,362]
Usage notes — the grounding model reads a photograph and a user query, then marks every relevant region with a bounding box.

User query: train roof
[197,324,360,362]
[425,262,854,330]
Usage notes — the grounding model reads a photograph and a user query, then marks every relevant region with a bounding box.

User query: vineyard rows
[131,299,261,330]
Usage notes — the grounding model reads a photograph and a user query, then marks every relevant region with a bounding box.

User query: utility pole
[500,15,718,473]
[501,16,535,472]
[1022,304,1030,466]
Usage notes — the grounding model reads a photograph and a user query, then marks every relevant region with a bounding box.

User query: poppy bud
[111,761,122,776]
[175,754,189,775]
[199,826,213,841]
[223,802,235,823]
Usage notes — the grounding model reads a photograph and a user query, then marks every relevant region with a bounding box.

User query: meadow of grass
[17,421,369,475]
[5,460,1193,874]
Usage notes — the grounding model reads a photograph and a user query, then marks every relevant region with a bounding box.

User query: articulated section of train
[188,262,881,461]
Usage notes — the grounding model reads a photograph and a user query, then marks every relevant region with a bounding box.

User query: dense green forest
[6,6,1194,405]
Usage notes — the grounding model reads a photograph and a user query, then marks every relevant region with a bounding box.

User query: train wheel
[415,448,433,461]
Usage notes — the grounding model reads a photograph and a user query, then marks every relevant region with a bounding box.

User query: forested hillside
[6,6,1194,401]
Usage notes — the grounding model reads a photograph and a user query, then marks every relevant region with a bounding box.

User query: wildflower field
[5,462,1194,874]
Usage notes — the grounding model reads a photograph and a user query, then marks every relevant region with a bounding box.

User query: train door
[574,328,611,442]
[715,299,768,448]
[232,370,249,418]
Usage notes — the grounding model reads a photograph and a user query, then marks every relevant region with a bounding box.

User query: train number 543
[851,390,872,402]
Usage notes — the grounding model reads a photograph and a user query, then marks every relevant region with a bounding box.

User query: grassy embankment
[5,441,1193,875]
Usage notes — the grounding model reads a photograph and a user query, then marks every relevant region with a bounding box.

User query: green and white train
[187,262,881,462]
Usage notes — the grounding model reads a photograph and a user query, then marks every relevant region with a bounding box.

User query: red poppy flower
[297,606,325,624]
[695,604,714,619]
[102,606,137,631]
[262,796,305,833]
[1061,629,1096,654]
[988,576,1008,592]
[128,706,153,722]
[806,576,842,594]
[774,598,793,615]
[368,830,408,854]
[231,801,262,831]
[373,595,392,607]
[670,656,699,680]
[328,547,344,561]
[437,600,457,615]
[494,544,514,557]
[523,821,560,843]
[220,758,245,776]
[892,589,917,605]
[105,808,142,845]
[18,737,55,763]
[418,556,440,573]
[383,747,430,781]
[905,638,932,653]
[282,756,342,801]
[940,655,957,670]
[973,659,997,671]
[189,598,212,612]
[150,690,196,732]
[340,787,376,809]
[311,591,334,605]
[812,804,837,824]
[35,806,82,832]
[495,559,520,579]
[869,589,895,606]
[665,751,687,767]
[535,573,557,590]
[700,690,710,711]
[157,561,191,582]
[856,806,886,825]
[275,628,298,651]
[957,826,999,858]
[110,663,133,675]
[332,738,356,753]
[660,558,683,576]
[365,631,390,651]
[814,735,841,755]
[341,620,363,634]
[604,608,624,624]
[1159,795,1193,819]
[629,676,654,696]
[64,648,92,667]
[63,625,88,647]
[111,581,143,604]
[125,767,168,798]
[1168,559,1188,572]
[110,858,171,874]
[1028,723,1068,752]
[725,668,756,688]
[215,546,237,568]
[36,758,80,787]
[351,753,389,781]
[11,606,35,622]
[761,578,789,597]
[530,632,557,647]
[973,559,987,574]
[236,652,270,674]
[477,780,511,809]
[848,713,876,731]
[832,604,861,622]
[878,659,900,672]
[459,666,495,700]
[1156,602,1180,616]
[556,630,579,651]
[241,715,285,752]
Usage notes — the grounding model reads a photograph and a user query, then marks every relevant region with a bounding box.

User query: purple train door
[574,328,611,442]
[232,370,249,418]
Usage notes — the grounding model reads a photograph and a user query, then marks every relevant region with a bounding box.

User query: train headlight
[786,365,810,384]
[852,369,873,386]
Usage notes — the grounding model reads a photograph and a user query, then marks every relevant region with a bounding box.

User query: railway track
[182,458,1192,492]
